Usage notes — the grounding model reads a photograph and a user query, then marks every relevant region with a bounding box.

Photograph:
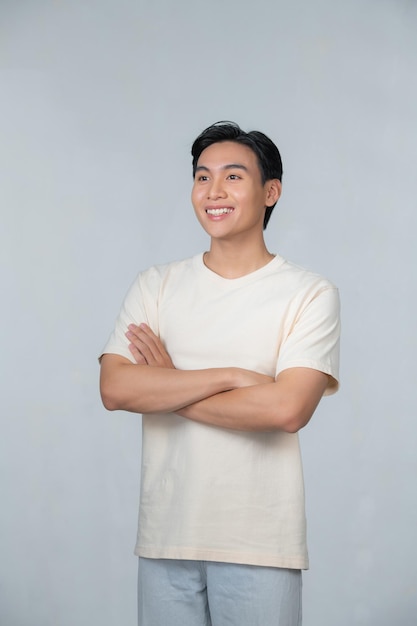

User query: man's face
[191,141,279,241]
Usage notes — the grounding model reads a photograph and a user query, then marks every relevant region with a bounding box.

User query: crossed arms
[100,324,328,432]
[100,323,329,433]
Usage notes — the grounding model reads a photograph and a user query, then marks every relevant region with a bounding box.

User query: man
[100,121,340,626]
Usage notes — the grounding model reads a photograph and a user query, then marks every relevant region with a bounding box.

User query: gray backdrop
[1,1,416,624]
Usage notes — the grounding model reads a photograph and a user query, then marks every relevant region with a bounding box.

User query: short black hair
[191,121,283,229]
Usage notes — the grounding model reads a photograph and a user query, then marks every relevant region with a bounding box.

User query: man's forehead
[197,141,257,168]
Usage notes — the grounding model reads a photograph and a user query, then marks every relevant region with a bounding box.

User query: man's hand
[125,324,273,388]
[126,323,175,369]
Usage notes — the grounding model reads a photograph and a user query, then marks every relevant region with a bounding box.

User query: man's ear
[265,179,282,207]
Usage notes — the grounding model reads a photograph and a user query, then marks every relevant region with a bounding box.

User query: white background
[1,1,416,624]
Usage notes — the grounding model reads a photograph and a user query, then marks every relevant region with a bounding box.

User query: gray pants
[138,557,302,626]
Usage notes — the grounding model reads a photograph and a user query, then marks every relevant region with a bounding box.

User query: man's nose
[207,179,227,199]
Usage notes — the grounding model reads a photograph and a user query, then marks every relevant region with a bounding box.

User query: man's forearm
[177,368,329,433]
[101,327,328,429]
[100,355,241,414]
[177,384,289,432]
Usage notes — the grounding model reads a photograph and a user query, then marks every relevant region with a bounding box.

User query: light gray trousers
[138,557,302,626]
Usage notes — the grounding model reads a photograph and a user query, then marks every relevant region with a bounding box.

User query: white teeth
[206,208,233,216]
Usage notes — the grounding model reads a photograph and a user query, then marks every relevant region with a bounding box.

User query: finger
[141,331,174,368]
[128,342,147,365]
[129,334,158,365]
[135,325,170,363]
[126,326,153,352]
[127,324,174,368]
[127,324,157,347]
[126,326,150,363]
[127,323,143,342]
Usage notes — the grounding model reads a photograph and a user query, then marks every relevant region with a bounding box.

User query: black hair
[191,121,283,229]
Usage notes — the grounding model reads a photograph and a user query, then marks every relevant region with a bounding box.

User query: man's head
[191,121,283,229]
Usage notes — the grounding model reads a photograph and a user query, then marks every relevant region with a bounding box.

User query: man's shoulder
[135,253,201,287]
[274,255,337,292]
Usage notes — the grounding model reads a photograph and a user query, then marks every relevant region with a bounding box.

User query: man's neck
[203,240,275,279]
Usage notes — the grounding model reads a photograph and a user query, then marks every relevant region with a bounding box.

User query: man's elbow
[280,416,308,434]
[100,375,148,413]
[272,404,315,434]
[100,370,129,412]
[100,382,122,412]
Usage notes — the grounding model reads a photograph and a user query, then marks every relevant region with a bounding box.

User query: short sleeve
[99,268,162,363]
[276,286,341,395]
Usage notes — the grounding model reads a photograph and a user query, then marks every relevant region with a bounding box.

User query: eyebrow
[195,163,249,173]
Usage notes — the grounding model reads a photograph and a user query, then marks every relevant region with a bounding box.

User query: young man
[100,121,340,626]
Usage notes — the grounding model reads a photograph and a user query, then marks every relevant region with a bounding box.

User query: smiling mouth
[205,208,234,216]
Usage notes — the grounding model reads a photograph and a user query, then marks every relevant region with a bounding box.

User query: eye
[228,174,241,180]
[197,175,209,182]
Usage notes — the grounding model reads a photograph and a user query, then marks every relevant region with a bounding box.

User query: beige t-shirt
[102,253,340,569]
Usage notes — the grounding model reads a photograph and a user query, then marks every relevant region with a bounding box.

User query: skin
[100,141,329,432]
[192,141,281,278]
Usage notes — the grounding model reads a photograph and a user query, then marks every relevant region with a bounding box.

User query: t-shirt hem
[135,546,309,570]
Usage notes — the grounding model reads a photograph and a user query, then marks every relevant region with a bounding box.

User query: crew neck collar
[195,252,285,284]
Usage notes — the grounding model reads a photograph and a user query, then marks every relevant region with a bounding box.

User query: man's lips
[205,207,234,216]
